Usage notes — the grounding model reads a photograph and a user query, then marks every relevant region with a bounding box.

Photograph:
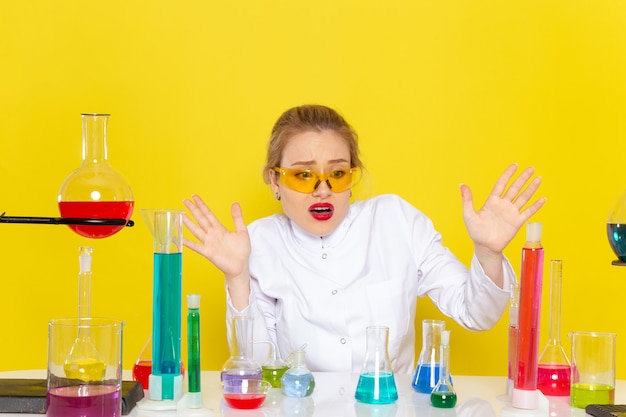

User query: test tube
[187,294,202,408]
[512,222,544,409]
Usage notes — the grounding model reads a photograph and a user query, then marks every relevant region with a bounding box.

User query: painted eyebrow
[288,158,350,167]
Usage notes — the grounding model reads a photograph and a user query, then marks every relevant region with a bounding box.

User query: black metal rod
[0,213,134,227]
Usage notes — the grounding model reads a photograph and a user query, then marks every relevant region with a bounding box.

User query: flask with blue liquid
[355,326,398,404]
[412,319,448,393]
[281,346,315,397]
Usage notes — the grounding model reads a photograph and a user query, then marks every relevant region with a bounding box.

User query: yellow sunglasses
[273,167,361,193]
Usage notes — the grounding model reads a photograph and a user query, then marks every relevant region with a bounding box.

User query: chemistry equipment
[355,325,398,404]
[608,190,626,264]
[281,346,315,397]
[537,260,571,397]
[431,330,457,408]
[132,336,153,390]
[506,279,519,399]
[256,340,288,388]
[186,294,202,409]
[58,113,134,238]
[142,209,183,402]
[512,222,544,409]
[412,319,447,393]
[63,246,105,382]
[221,316,263,382]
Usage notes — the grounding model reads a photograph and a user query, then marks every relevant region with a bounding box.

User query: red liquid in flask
[131,360,185,390]
[537,364,571,396]
[59,201,134,238]
[223,393,266,409]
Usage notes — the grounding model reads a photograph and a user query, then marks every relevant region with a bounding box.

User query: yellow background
[1,1,626,378]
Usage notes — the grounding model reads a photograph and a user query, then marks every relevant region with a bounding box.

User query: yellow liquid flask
[58,113,134,238]
[355,326,398,404]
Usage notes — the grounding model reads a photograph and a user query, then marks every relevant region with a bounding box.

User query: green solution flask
[355,326,398,404]
[256,340,288,388]
[430,330,457,408]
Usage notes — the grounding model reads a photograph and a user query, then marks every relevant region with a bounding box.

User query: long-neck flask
[412,319,446,393]
[431,330,457,408]
[221,316,263,382]
[256,340,288,388]
[537,260,571,397]
[58,113,134,238]
[355,326,398,404]
[281,348,315,397]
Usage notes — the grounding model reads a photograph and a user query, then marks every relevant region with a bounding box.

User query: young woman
[182,104,545,373]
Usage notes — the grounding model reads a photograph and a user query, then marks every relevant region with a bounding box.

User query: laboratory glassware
[221,316,263,382]
[537,260,571,397]
[355,325,398,404]
[64,246,105,382]
[47,318,124,417]
[281,347,315,397]
[431,330,457,408]
[608,190,626,264]
[256,340,288,388]
[412,319,447,393]
[58,113,134,238]
[142,209,184,401]
[132,335,186,391]
[507,279,519,399]
[512,222,544,410]
[187,294,202,408]
[569,331,616,408]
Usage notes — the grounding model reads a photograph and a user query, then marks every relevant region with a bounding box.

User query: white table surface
[1,369,623,417]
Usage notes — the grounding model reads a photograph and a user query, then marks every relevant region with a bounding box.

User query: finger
[459,184,475,220]
[488,163,519,198]
[231,202,247,232]
[520,197,547,222]
[187,195,223,231]
[502,166,535,202]
[182,213,207,242]
[512,176,542,209]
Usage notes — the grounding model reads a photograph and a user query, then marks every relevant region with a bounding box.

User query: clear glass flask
[221,316,263,382]
[537,260,571,397]
[58,113,134,238]
[355,326,398,404]
[412,319,447,393]
[142,209,184,401]
[281,347,315,397]
[431,330,457,408]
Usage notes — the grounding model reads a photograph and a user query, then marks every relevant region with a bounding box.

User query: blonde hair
[262,104,364,184]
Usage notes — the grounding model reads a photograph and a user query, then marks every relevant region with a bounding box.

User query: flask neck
[231,316,254,358]
[81,114,110,165]
[546,260,564,342]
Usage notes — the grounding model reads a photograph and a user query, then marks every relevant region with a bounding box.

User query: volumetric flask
[221,316,263,382]
[58,113,134,238]
[537,260,571,397]
[355,326,398,404]
[412,319,447,393]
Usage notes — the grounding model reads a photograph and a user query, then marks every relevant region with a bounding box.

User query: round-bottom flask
[281,349,315,397]
[221,316,262,382]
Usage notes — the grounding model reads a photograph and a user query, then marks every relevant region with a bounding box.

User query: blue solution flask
[355,326,398,404]
[281,348,315,397]
[412,319,448,393]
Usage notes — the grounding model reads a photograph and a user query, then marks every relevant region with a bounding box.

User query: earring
[275,193,281,201]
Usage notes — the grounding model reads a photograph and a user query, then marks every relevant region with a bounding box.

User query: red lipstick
[308,203,334,221]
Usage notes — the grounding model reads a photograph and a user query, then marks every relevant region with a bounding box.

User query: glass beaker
[431,330,457,408]
[58,113,134,238]
[221,316,263,382]
[142,209,183,401]
[355,326,398,404]
[412,319,446,393]
[569,331,617,408]
[537,260,571,397]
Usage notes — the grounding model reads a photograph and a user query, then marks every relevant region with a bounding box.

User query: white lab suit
[226,194,514,374]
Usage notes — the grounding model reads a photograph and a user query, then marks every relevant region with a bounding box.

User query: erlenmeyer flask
[355,326,398,404]
[537,260,571,397]
[431,330,457,408]
[412,319,447,393]
[221,316,263,382]
[58,113,134,238]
